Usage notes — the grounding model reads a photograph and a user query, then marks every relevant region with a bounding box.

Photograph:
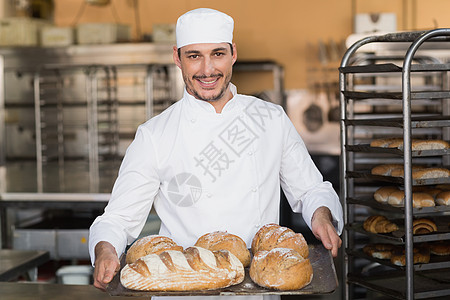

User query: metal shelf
[339,62,450,74]
[343,90,450,100]
[346,144,450,157]
[347,197,450,215]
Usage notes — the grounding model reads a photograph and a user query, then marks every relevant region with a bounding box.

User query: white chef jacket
[89,83,343,300]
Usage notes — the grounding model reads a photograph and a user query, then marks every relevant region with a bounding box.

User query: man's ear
[173,46,182,69]
[231,43,237,65]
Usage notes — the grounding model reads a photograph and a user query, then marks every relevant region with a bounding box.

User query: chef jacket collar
[184,83,239,115]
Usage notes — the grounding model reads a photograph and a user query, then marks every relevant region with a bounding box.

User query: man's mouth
[194,74,223,87]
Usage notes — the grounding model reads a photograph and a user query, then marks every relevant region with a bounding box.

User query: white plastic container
[77,23,130,44]
[0,17,50,46]
[41,26,74,47]
[56,265,93,285]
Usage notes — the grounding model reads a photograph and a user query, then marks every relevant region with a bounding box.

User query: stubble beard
[185,72,232,102]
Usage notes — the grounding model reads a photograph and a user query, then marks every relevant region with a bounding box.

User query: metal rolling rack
[340,29,450,299]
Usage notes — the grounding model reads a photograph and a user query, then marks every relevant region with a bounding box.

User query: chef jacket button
[248,151,253,156]
[252,187,257,192]
[255,224,260,228]
[206,193,212,198]
[191,118,196,123]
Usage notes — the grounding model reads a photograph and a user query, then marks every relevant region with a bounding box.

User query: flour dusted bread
[387,191,436,208]
[251,223,309,258]
[195,231,251,267]
[370,137,403,148]
[120,246,244,291]
[249,248,313,290]
[126,235,183,264]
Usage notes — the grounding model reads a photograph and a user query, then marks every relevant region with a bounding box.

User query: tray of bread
[107,224,338,296]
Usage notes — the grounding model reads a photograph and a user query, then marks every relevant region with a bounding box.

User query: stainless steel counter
[1,282,137,300]
[0,249,49,281]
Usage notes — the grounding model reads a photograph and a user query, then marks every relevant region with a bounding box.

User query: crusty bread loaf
[371,164,404,176]
[370,138,403,148]
[429,241,450,256]
[413,218,437,235]
[251,223,309,258]
[374,186,400,203]
[126,235,183,264]
[388,190,405,207]
[435,190,450,206]
[413,193,435,208]
[390,247,430,266]
[362,243,396,259]
[411,168,450,179]
[363,215,399,234]
[195,231,251,267]
[249,248,313,290]
[120,246,244,291]
[370,138,448,150]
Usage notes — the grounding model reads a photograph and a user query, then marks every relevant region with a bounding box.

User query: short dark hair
[178,43,234,59]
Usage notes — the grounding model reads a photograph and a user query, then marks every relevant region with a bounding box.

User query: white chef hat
[176,8,234,48]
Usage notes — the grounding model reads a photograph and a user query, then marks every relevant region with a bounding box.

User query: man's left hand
[311,206,342,257]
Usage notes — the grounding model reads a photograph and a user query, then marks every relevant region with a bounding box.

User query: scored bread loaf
[363,215,399,234]
[387,191,436,208]
[374,186,400,203]
[126,235,183,264]
[251,223,309,258]
[249,248,313,290]
[195,231,251,267]
[120,246,244,291]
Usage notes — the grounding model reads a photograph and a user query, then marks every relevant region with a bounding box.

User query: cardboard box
[77,23,130,44]
[153,24,176,43]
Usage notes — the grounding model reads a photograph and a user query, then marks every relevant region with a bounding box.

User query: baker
[89,7,343,299]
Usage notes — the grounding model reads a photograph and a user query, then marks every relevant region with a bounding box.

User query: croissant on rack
[363,215,399,234]
[390,246,430,266]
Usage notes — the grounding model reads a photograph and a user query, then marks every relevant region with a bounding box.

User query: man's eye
[188,55,199,59]
[215,52,225,56]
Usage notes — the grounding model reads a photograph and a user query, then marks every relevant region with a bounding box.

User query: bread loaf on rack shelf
[390,247,430,266]
[374,186,400,203]
[362,243,397,259]
[195,231,251,267]
[126,235,183,264]
[435,190,450,206]
[363,215,399,234]
[370,137,403,148]
[120,246,245,291]
[251,223,309,258]
[249,248,313,290]
[369,138,449,150]
[413,218,437,235]
[387,191,436,208]
[429,241,450,256]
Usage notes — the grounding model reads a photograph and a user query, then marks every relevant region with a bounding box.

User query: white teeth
[199,78,218,84]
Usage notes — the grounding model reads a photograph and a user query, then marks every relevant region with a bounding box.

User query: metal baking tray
[346,170,450,186]
[107,244,338,296]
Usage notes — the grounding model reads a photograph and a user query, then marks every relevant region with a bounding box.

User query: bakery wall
[53,0,450,93]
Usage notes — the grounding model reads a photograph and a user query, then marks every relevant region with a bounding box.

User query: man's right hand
[93,241,120,291]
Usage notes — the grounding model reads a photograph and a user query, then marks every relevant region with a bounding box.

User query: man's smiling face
[174,42,237,104]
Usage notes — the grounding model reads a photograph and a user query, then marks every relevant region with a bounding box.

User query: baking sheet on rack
[107,244,338,296]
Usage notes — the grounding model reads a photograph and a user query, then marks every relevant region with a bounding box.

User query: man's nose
[201,57,215,76]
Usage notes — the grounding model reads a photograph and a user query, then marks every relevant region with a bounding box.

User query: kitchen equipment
[340,29,450,300]
[0,17,49,46]
[41,26,74,47]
